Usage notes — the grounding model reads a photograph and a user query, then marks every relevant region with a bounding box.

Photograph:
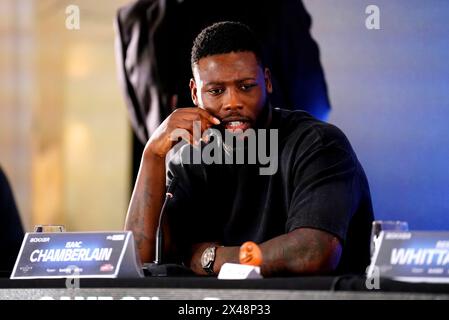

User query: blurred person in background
[0,166,24,273]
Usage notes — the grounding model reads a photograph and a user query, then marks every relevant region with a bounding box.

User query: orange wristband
[239,241,263,266]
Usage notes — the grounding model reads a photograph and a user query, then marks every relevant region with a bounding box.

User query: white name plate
[11,231,143,279]
[218,263,262,280]
[368,231,449,283]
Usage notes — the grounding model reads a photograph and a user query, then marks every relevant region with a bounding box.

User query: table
[1,275,449,300]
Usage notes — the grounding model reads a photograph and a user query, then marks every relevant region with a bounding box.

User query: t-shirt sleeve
[285,124,363,244]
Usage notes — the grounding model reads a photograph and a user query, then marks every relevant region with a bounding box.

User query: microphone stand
[143,178,194,276]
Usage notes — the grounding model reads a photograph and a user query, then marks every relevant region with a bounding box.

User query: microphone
[154,177,177,265]
[142,177,194,276]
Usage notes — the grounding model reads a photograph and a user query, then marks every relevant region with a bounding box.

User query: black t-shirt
[166,109,374,274]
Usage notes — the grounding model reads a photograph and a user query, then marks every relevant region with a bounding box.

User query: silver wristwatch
[200,246,217,275]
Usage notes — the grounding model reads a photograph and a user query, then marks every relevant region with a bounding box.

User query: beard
[206,100,272,156]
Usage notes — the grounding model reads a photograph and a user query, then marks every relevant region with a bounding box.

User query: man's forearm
[189,228,341,276]
[258,228,341,276]
[124,107,219,263]
[125,150,166,262]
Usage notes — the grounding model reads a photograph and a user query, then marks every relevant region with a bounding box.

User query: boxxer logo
[170,121,279,176]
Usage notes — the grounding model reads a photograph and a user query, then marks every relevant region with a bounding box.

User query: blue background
[303,0,449,230]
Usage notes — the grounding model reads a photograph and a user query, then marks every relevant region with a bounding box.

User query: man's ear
[264,68,273,94]
[190,78,199,106]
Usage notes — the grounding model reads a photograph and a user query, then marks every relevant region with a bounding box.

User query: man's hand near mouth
[125,107,220,262]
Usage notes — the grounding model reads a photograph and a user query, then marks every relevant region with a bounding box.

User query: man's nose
[222,88,243,112]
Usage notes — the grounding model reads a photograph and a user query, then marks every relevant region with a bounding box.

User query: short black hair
[191,21,263,67]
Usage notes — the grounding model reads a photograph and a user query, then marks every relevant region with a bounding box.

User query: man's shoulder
[275,108,351,149]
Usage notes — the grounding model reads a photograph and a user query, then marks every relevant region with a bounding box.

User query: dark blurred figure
[0,167,24,273]
[115,0,331,180]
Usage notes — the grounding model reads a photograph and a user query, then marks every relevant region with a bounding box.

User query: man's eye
[208,88,224,95]
[240,84,257,91]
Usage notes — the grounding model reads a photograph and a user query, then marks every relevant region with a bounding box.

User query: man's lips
[224,121,251,132]
[221,117,252,132]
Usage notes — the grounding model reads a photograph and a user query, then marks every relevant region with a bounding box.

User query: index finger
[194,108,221,125]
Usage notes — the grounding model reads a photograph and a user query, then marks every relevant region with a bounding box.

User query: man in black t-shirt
[125,21,374,276]
[116,0,331,144]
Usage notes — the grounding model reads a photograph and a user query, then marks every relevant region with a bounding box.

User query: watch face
[201,247,215,268]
